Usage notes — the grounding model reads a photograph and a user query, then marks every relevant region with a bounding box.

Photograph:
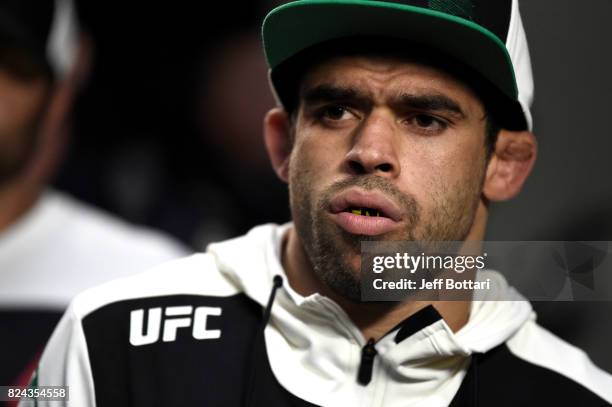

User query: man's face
[0,67,49,186]
[288,55,490,301]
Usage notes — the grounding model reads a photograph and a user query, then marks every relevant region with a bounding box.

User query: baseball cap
[262,0,534,131]
[0,0,79,79]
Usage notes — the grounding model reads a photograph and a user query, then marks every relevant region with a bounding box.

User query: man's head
[0,0,81,190]
[261,0,537,301]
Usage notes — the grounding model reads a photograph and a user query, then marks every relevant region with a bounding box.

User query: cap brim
[263,0,519,103]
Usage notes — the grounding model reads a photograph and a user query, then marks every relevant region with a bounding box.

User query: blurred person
[22,1,612,406]
[194,29,290,247]
[0,0,188,392]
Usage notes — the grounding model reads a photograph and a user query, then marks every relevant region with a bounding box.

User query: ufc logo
[129,305,222,346]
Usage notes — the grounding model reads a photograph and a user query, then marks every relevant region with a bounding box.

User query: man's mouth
[345,207,384,217]
[328,188,403,236]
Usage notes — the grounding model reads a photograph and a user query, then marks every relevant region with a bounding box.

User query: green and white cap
[262,0,534,131]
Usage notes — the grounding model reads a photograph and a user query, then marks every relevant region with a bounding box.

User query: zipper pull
[357,338,378,386]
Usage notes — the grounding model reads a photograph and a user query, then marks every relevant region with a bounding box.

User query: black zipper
[355,305,443,387]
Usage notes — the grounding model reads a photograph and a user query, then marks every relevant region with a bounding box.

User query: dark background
[488,0,612,374]
[54,1,612,370]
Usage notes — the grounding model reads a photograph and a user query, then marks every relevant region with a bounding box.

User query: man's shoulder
[0,191,190,308]
[47,190,188,262]
[64,221,287,321]
[68,253,240,321]
[490,317,612,404]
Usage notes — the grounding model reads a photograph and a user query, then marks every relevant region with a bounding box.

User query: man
[21,0,612,406]
[0,0,187,392]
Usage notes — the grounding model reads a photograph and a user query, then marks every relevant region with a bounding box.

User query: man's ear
[483,129,537,201]
[263,107,293,183]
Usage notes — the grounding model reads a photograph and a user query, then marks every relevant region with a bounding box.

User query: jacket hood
[208,223,534,406]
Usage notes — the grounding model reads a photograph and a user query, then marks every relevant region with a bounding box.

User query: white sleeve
[18,306,96,407]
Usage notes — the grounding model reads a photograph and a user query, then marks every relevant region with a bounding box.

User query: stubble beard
[289,160,485,303]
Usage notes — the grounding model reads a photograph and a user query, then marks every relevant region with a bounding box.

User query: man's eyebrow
[396,93,466,118]
[300,85,468,118]
[301,84,370,105]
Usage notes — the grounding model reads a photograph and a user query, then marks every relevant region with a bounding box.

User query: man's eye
[320,106,352,121]
[410,114,448,132]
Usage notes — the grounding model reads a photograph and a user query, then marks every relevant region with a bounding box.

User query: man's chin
[337,227,407,249]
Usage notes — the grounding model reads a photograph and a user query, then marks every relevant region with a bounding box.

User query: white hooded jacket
[21,224,612,406]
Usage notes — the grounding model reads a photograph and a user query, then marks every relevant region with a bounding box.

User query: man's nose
[344,111,400,178]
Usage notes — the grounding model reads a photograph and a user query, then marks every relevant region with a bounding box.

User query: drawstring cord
[243,275,283,407]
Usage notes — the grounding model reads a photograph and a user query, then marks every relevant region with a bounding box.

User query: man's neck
[0,180,41,232]
[281,227,471,342]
